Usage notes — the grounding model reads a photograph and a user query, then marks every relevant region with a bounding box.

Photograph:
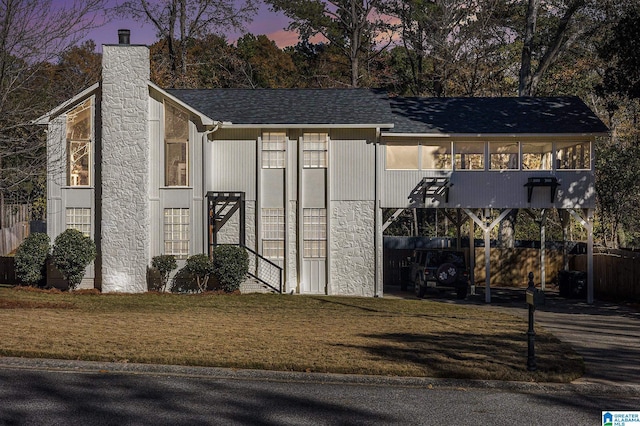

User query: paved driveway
[387,285,640,386]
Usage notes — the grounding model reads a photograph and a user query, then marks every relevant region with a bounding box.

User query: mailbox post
[525,272,545,372]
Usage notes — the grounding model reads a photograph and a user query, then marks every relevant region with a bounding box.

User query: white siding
[210,138,257,200]
[331,137,375,201]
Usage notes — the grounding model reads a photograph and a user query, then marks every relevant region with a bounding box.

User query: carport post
[568,209,595,304]
[463,209,513,303]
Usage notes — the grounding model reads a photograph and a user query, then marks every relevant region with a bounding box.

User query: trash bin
[558,270,587,298]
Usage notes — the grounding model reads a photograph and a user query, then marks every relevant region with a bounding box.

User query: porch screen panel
[522,142,553,170]
[454,142,485,170]
[386,143,419,170]
[421,141,452,169]
[556,141,590,170]
[489,142,519,170]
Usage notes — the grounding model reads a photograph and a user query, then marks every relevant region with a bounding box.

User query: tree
[517,0,595,96]
[598,3,640,100]
[116,0,258,87]
[265,0,391,87]
[236,34,298,88]
[0,0,106,223]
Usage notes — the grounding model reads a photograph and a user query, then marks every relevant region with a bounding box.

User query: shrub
[15,233,50,286]
[212,245,249,293]
[51,229,96,290]
[184,254,214,292]
[150,255,177,292]
[169,266,200,293]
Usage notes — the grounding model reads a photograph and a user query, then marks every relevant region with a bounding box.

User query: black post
[526,271,537,371]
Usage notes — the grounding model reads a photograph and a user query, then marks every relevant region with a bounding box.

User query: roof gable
[386,96,609,135]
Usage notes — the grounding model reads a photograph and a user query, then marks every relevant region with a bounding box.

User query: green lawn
[0,287,583,382]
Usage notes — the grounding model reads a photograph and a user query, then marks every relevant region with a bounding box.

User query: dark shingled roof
[167,88,395,126]
[166,88,608,135]
[387,96,609,134]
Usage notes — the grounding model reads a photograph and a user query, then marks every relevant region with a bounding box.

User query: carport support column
[568,209,594,304]
[463,209,513,303]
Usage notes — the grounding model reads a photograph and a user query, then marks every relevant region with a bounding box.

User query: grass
[0,287,583,382]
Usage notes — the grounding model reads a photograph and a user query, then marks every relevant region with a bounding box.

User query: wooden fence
[0,256,17,284]
[0,222,29,256]
[1,204,31,228]
[572,248,640,300]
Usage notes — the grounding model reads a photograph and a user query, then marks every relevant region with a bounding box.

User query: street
[0,364,638,425]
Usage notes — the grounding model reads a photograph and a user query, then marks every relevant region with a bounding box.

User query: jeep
[410,249,470,299]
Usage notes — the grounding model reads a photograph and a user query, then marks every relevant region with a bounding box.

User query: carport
[378,97,608,303]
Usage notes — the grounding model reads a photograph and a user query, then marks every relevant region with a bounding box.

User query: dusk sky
[85,1,298,49]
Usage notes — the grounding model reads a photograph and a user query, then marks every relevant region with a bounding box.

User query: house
[37,31,608,300]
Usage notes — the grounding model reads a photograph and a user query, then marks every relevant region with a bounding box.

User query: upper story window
[165,101,189,186]
[556,141,590,170]
[454,142,484,170]
[522,142,552,170]
[386,141,451,170]
[262,132,286,169]
[66,99,92,186]
[489,142,519,170]
[303,133,328,168]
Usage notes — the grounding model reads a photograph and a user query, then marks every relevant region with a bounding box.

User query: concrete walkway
[392,286,640,387]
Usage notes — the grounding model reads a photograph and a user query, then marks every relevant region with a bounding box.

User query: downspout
[202,122,223,255]
[374,127,381,297]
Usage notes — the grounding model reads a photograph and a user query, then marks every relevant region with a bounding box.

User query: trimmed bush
[51,229,96,290]
[15,233,50,286]
[184,254,214,292]
[212,245,249,293]
[150,255,177,292]
[169,267,200,294]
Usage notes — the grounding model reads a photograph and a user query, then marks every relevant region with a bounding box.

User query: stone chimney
[100,32,150,292]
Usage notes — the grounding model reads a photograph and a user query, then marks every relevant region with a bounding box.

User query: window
[489,142,519,170]
[522,142,553,170]
[421,141,452,169]
[454,142,485,170]
[303,208,326,258]
[66,99,92,186]
[262,208,285,259]
[164,208,189,259]
[386,144,419,170]
[556,141,590,170]
[262,132,286,169]
[303,133,328,168]
[66,208,91,237]
[386,141,452,170]
[165,102,189,186]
